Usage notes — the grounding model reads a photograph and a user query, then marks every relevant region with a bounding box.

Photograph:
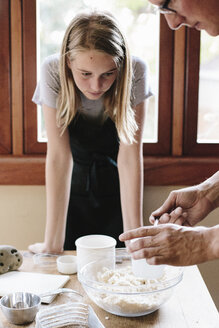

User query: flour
[92,266,172,315]
[97,266,166,288]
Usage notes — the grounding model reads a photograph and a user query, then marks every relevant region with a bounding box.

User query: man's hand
[149,185,214,227]
[119,224,216,266]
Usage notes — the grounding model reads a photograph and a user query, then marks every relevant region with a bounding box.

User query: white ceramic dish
[56,255,77,274]
[78,248,183,317]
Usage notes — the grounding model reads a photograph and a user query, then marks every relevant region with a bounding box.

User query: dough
[93,266,170,315]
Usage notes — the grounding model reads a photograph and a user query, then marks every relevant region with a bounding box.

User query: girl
[28,10,151,253]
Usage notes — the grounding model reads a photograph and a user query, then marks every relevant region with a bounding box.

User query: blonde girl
[29,10,151,253]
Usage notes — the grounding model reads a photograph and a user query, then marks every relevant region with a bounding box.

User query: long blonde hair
[57,10,137,144]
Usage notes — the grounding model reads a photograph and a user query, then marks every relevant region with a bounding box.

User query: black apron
[64,113,124,250]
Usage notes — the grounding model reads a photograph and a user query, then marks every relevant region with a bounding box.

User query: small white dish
[56,255,77,275]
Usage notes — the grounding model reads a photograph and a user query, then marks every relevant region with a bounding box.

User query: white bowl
[56,255,77,274]
[78,248,183,317]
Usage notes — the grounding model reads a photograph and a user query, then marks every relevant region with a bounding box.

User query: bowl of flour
[78,248,183,317]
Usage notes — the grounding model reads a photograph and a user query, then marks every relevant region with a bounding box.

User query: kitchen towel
[0,271,70,303]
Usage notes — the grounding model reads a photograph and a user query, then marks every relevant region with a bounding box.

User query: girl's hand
[28,242,63,254]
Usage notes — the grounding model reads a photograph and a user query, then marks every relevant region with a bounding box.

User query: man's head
[149,0,219,36]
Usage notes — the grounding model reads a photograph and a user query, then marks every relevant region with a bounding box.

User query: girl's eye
[82,72,91,77]
[102,72,114,78]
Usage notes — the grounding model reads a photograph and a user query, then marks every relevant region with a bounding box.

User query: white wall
[0,185,218,310]
[0,186,46,248]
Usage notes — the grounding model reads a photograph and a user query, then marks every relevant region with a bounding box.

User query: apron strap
[86,153,117,191]
[74,153,117,207]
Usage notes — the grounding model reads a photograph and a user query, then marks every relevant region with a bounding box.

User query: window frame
[0,0,11,154]
[0,0,219,186]
[143,15,174,156]
[23,0,46,154]
[184,29,219,156]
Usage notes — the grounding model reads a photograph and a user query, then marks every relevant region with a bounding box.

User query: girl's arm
[117,100,146,232]
[28,104,73,254]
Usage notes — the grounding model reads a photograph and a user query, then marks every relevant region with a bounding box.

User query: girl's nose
[90,78,102,91]
[164,13,186,30]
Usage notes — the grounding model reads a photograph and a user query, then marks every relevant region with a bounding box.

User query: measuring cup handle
[39,288,83,299]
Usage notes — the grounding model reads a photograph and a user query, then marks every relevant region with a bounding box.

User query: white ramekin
[56,255,77,274]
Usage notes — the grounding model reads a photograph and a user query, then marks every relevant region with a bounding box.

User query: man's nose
[164,13,186,30]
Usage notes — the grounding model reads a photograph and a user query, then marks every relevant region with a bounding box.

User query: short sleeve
[131,56,153,107]
[32,54,60,109]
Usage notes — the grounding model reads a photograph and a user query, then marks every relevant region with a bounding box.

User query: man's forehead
[149,0,164,5]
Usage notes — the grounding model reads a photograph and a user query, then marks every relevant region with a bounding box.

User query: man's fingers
[151,192,177,218]
[149,214,156,224]
[169,207,183,221]
[149,213,170,224]
[128,236,157,252]
[158,207,188,225]
[130,246,162,261]
[149,209,169,224]
[146,256,166,265]
[119,226,160,242]
[157,213,171,223]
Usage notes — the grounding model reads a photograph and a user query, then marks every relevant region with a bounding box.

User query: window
[198,32,219,144]
[0,0,218,185]
[36,0,160,144]
[36,0,173,156]
[184,29,219,156]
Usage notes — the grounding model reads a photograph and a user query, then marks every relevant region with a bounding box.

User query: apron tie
[84,153,117,207]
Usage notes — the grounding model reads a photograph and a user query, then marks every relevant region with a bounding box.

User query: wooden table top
[0,251,218,328]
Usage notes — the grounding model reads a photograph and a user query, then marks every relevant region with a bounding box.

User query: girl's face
[68,49,118,100]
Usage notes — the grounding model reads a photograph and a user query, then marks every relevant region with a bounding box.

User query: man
[119,0,219,266]
[150,0,219,36]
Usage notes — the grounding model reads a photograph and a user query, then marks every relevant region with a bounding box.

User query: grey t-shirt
[32,54,152,119]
